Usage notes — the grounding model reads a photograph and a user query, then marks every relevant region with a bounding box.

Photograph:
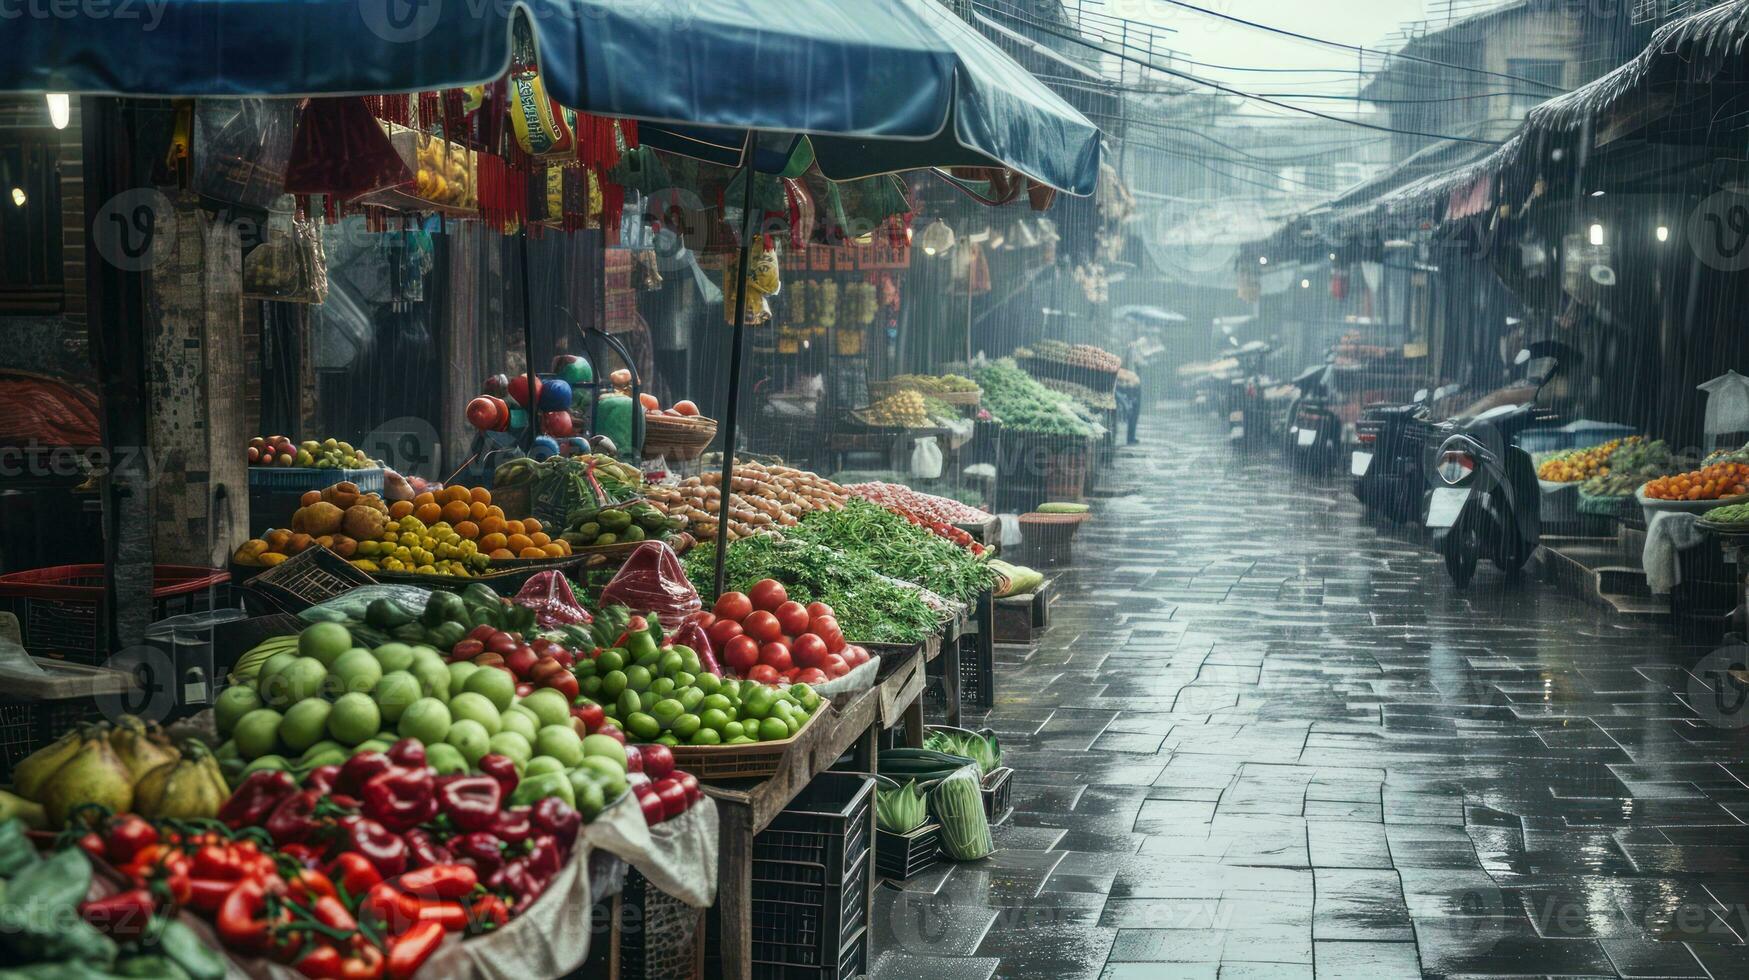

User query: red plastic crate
[0,564,231,663]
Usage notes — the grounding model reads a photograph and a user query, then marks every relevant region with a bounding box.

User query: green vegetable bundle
[930,766,994,860]
[874,776,930,834]
[971,359,1092,437]
[787,499,999,604]
[683,536,939,643]
[924,726,1001,777]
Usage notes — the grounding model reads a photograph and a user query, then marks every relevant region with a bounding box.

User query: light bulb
[45,93,69,130]
[1258,256,1268,265]
[1656,226,1669,242]
[1300,279,1310,289]
[1589,223,1604,246]
[9,188,23,207]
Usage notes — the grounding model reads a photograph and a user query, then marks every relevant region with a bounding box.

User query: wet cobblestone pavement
[870,405,1749,979]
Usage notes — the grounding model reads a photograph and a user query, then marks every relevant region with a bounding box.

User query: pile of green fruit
[1580,439,1685,498]
[1702,501,1749,529]
[216,621,628,818]
[575,623,826,746]
[562,500,684,549]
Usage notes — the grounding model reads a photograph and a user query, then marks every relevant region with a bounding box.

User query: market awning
[0,0,1098,194]
[637,0,1104,195]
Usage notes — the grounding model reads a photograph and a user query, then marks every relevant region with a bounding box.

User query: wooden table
[703,649,928,979]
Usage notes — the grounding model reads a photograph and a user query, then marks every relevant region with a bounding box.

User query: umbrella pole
[519,228,541,450]
[713,138,760,598]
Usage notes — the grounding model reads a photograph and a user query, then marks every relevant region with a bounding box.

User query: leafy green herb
[786,500,999,604]
[684,536,939,643]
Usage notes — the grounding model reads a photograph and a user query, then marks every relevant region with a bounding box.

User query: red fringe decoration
[602,180,624,244]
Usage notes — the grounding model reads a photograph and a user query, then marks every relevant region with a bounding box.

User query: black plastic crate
[750,855,870,970]
[617,866,704,980]
[0,695,109,783]
[752,926,867,980]
[875,823,940,880]
[0,565,232,664]
[957,589,995,710]
[982,766,1014,824]
[753,772,873,886]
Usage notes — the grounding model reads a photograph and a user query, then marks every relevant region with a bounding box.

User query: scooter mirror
[1414,388,1429,403]
[1514,348,1532,366]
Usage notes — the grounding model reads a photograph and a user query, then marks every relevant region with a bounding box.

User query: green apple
[425,742,468,776]
[487,731,533,766]
[464,667,516,713]
[581,733,627,771]
[328,692,381,746]
[444,719,491,766]
[520,689,571,729]
[331,648,383,697]
[371,643,417,674]
[373,671,422,723]
[397,697,451,744]
[534,725,584,767]
[277,698,332,753]
[448,692,502,736]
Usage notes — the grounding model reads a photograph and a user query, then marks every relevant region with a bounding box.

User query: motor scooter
[1353,384,1459,523]
[1224,341,1276,453]
[1425,344,1570,586]
[1284,351,1341,471]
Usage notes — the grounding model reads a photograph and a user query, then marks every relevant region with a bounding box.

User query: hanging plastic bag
[513,570,592,628]
[193,98,298,210]
[668,619,722,677]
[910,437,944,480]
[598,541,702,629]
[243,197,329,304]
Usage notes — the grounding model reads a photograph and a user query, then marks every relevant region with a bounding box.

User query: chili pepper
[415,900,468,931]
[435,775,502,832]
[296,944,345,979]
[386,739,426,769]
[360,880,422,934]
[386,920,445,980]
[451,832,505,873]
[338,751,394,796]
[392,863,477,902]
[186,876,234,913]
[525,834,564,881]
[361,767,437,833]
[267,789,325,846]
[467,893,511,935]
[531,796,582,850]
[490,807,533,846]
[221,769,300,828]
[403,828,453,870]
[305,764,343,795]
[337,815,409,879]
[103,814,158,866]
[80,887,156,939]
[281,841,327,869]
[217,878,288,953]
[341,938,386,980]
[309,894,358,933]
[477,754,519,796]
[289,866,339,906]
[327,852,383,898]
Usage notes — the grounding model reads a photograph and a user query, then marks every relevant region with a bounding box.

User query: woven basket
[643,414,717,461]
[667,700,829,780]
[936,389,981,407]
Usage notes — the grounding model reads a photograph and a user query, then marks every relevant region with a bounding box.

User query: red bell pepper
[267,789,325,846]
[217,879,290,954]
[361,768,437,833]
[304,764,342,795]
[79,888,156,939]
[295,944,344,979]
[220,769,299,828]
[530,796,581,850]
[525,835,564,882]
[490,807,533,846]
[360,881,422,935]
[341,940,386,980]
[476,754,519,796]
[337,751,394,796]
[415,901,469,932]
[402,828,453,870]
[337,815,409,879]
[103,814,158,866]
[386,921,445,980]
[280,841,328,869]
[386,739,426,769]
[451,832,506,874]
[435,775,502,832]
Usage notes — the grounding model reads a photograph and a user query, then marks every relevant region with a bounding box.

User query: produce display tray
[668,699,831,781]
[875,823,940,880]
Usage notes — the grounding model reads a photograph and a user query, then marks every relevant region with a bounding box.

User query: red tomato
[823,654,850,678]
[747,664,782,685]
[714,592,753,622]
[723,635,760,673]
[673,400,700,417]
[795,668,828,685]
[760,642,793,672]
[791,633,829,669]
[743,610,784,643]
[685,611,717,629]
[775,601,811,636]
[749,579,788,612]
[845,645,869,667]
[707,619,745,649]
[809,616,844,652]
[466,396,501,430]
[805,601,835,619]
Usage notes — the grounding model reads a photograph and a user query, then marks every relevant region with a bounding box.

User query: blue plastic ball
[531,436,562,460]
[537,378,574,412]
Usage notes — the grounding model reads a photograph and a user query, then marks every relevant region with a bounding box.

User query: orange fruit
[455,521,480,539]
[523,518,543,534]
[480,516,506,536]
[507,533,534,553]
[415,502,442,524]
[470,487,492,504]
[542,543,566,557]
[414,491,435,507]
[450,485,474,504]
[555,540,571,555]
[481,532,508,552]
[469,501,489,521]
[530,532,551,548]
[519,546,546,559]
[489,548,515,560]
[441,500,471,523]
[506,520,526,536]
[389,500,414,519]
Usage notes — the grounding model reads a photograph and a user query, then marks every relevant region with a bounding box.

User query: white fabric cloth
[588,790,720,908]
[1645,510,1706,594]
